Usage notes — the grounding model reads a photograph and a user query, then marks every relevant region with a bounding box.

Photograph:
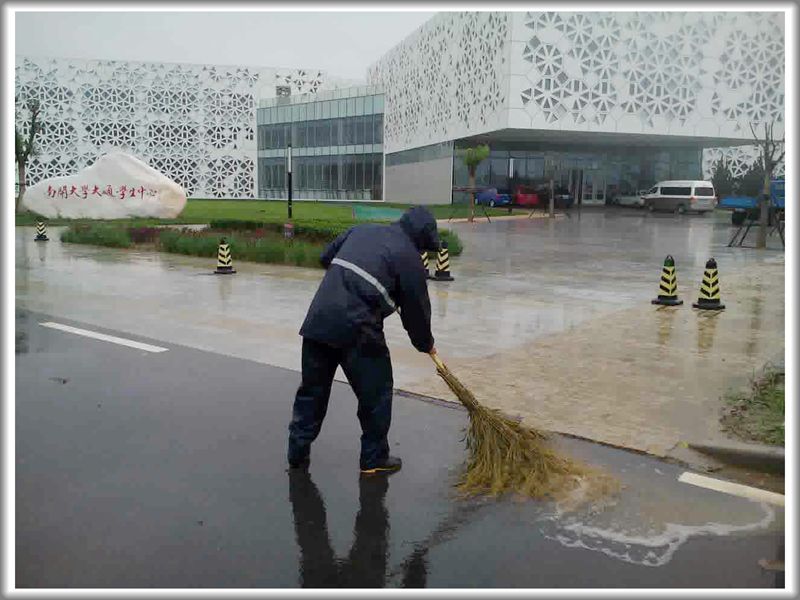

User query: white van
[641,180,716,214]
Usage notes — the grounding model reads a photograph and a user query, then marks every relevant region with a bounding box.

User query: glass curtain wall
[257,91,384,200]
[452,143,702,205]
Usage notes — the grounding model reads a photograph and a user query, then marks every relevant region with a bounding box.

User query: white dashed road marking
[40,322,169,353]
[678,472,784,507]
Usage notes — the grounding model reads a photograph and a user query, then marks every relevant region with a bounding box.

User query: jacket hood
[397,206,440,251]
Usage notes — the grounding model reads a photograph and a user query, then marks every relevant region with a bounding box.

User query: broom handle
[429,351,446,372]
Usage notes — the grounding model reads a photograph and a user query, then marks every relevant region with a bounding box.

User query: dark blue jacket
[299,207,439,352]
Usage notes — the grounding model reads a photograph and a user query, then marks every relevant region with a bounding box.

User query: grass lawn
[721,365,785,446]
[16,199,530,226]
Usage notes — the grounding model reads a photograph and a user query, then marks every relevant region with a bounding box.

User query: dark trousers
[288,334,393,469]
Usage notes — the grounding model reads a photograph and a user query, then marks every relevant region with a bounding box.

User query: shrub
[127,226,161,243]
[440,229,462,256]
[209,217,463,256]
[61,225,132,248]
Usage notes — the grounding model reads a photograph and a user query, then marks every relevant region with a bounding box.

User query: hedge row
[207,218,463,255]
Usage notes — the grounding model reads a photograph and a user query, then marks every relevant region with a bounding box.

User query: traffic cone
[421,250,431,279]
[651,255,683,306]
[692,258,725,310]
[432,242,454,281]
[34,221,49,241]
[214,238,236,274]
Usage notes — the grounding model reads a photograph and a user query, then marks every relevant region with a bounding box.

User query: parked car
[512,185,541,207]
[475,187,512,207]
[641,180,716,214]
[610,190,647,208]
[512,184,573,208]
[535,184,574,209]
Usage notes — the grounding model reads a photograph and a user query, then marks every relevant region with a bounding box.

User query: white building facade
[14,56,356,198]
[16,12,784,203]
[368,11,784,204]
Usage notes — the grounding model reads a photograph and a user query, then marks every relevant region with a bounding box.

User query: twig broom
[430,352,609,500]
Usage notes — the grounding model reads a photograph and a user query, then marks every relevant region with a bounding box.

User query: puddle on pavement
[538,501,776,568]
[534,459,781,568]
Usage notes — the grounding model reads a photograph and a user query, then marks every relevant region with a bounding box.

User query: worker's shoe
[360,456,402,476]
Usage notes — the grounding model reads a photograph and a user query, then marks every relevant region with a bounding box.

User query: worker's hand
[429,346,437,356]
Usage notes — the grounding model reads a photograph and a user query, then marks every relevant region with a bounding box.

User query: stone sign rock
[22,151,187,219]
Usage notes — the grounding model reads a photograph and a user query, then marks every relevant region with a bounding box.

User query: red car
[513,186,541,207]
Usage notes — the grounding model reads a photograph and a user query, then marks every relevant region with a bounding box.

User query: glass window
[355,155,364,190]
[374,95,384,113]
[373,155,382,197]
[526,157,544,180]
[306,120,315,148]
[338,99,347,119]
[475,159,490,187]
[331,100,339,119]
[322,101,331,120]
[363,154,373,189]
[292,104,301,121]
[321,161,329,190]
[345,154,355,189]
[363,114,374,145]
[330,159,339,191]
[374,114,383,144]
[355,96,365,116]
[347,97,356,117]
[316,120,328,148]
[364,95,374,115]
[490,157,509,189]
[661,186,691,196]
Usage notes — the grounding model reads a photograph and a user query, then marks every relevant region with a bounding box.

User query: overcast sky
[15,11,437,80]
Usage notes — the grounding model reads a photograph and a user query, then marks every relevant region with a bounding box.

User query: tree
[738,161,766,198]
[15,98,41,212]
[749,121,784,248]
[710,157,736,199]
[458,144,489,223]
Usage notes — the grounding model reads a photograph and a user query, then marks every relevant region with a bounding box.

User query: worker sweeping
[288,206,440,475]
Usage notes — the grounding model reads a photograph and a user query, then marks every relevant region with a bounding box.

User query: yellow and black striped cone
[692,258,725,310]
[651,255,683,306]
[421,250,431,279]
[432,242,454,281]
[34,221,49,241]
[214,238,236,274]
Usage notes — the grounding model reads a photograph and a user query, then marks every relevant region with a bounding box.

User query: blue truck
[718,179,785,225]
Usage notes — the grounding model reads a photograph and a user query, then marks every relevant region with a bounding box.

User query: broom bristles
[433,357,611,501]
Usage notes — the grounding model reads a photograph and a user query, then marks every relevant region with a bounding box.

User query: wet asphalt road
[15,309,783,588]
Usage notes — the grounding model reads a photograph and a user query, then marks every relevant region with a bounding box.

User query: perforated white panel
[368,12,511,153]
[369,11,784,161]
[15,57,345,198]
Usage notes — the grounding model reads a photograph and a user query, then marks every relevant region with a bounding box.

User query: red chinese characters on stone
[51,183,161,200]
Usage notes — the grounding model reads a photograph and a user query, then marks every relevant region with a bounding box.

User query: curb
[687,442,784,473]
